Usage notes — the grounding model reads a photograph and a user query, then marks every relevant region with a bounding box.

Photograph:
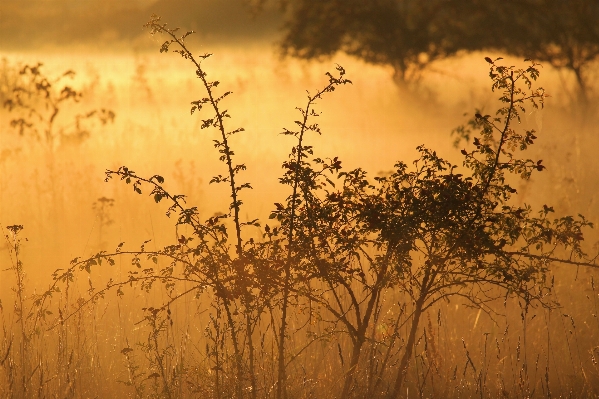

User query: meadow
[1,16,598,399]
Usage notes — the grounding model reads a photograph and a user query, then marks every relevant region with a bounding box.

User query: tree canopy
[266,0,599,98]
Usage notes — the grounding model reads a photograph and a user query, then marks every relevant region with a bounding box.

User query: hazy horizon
[1,0,283,51]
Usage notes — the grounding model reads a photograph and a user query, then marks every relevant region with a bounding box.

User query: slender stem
[150,22,243,255]
[147,22,247,398]
[277,96,311,399]
[277,76,343,399]
[482,71,515,195]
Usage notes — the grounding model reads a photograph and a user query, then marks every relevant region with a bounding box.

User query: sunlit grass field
[1,39,598,398]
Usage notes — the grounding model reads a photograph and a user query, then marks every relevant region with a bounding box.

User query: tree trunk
[390,299,424,399]
[340,338,365,399]
[246,312,257,399]
[572,66,588,105]
[222,299,244,399]
[276,277,290,399]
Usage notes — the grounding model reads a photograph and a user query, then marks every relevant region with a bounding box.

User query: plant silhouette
[5,14,598,399]
[3,62,115,149]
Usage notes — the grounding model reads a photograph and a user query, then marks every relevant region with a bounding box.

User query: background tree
[263,0,599,98]
[470,0,599,103]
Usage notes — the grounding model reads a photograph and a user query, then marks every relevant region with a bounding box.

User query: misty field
[1,17,599,399]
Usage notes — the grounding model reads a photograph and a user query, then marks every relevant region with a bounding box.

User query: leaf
[121,347,134,355]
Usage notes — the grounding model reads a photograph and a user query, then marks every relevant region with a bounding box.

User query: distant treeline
[6,0,597,98]
[270,0,599,96]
